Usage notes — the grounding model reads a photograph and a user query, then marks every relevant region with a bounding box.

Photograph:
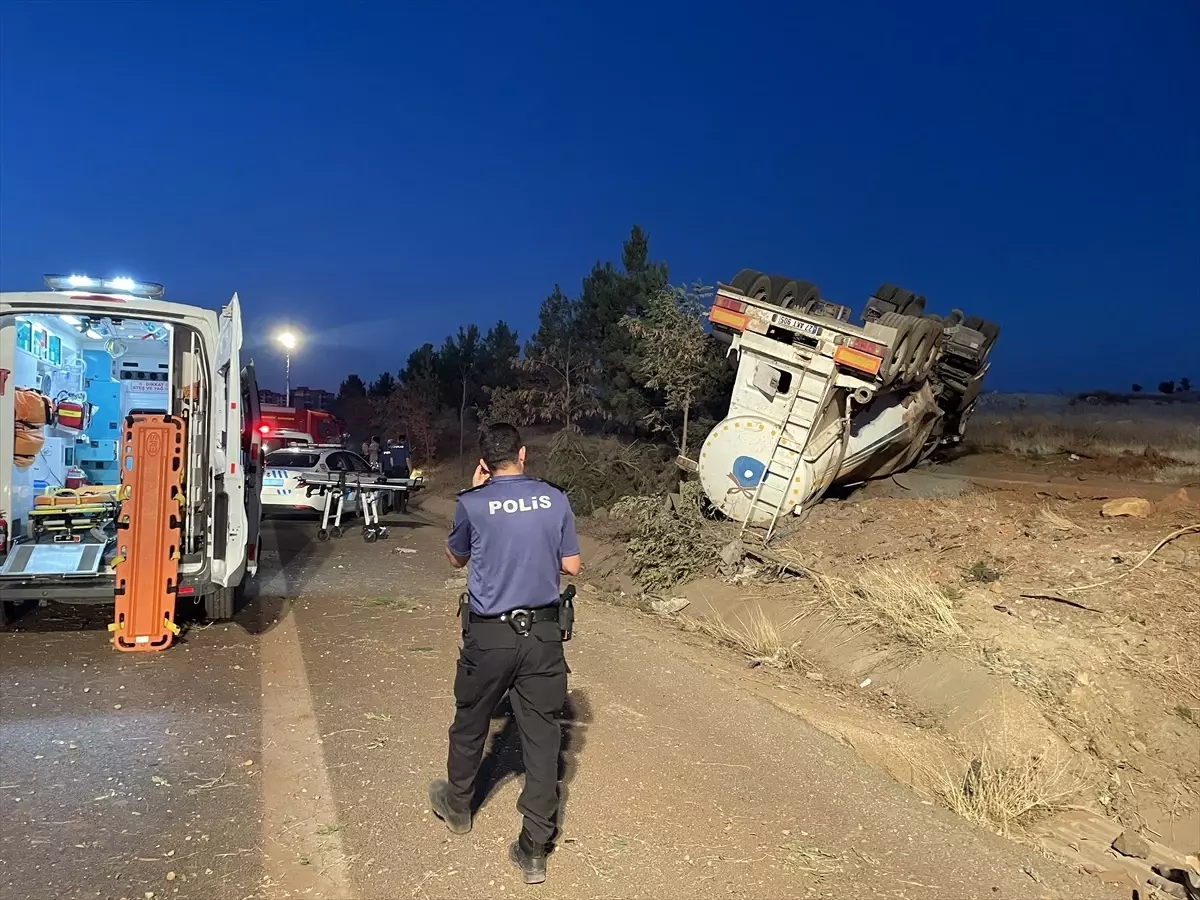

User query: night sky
[1,1,1196,395]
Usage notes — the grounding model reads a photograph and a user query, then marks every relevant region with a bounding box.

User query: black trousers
[446,619,567,850]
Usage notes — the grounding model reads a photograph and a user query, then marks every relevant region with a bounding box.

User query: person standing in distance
[428,423,582,885]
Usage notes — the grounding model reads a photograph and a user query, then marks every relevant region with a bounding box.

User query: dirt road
[0,507,1118,899]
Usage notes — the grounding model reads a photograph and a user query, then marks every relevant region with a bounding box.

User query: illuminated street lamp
[276,331,299,406]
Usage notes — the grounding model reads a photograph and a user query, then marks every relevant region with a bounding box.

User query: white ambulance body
[0,276,263,623]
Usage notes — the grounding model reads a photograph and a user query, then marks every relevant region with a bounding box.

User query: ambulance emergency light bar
[44,274,165,300]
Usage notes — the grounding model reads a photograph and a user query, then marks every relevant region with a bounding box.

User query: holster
[558,584,577,641]
[459,592,470,636]
[558,598,575,641]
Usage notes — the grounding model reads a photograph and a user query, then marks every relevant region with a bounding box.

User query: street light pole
[276,331,299,407]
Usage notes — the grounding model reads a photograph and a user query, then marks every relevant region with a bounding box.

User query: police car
[261,445,375,517]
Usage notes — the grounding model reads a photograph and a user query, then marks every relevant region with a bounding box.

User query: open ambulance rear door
[240,361,263,575]
[211,293,262,590]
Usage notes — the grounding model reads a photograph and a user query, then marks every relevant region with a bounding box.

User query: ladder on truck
[109,414,186,652]
[738,358,839,544]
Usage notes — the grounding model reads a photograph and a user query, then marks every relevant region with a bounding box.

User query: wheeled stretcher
[296,472,421,543]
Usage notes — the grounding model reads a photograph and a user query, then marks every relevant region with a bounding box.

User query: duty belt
[469,605,559,636]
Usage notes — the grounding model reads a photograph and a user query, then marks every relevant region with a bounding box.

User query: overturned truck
[683,269,998,541]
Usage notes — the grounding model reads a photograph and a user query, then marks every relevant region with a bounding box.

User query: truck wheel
[767,275,799,306]
[978,320,1000,355]
[793,281,821,310]
[745,273,772,302]
[871,284,926,318]
[204,585,239,621]
[877,312,917,385]
[730,269,763,293]
[961,315,984,331]
[906,318,942,382]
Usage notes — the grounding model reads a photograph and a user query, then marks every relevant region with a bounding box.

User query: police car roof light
[44,274,166,300]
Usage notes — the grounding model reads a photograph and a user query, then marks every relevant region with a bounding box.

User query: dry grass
[918,744,1092,836]
[819,565,968,650]
[683,605,808,670]
[1152,463,1200,484]
[969,412,1200,466]
[1036,505,1081,532]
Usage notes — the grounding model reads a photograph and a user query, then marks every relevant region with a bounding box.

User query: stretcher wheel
[363,527,378,543]
[377,527,389,540]
[316,528,330,542]
[331,525,344,539]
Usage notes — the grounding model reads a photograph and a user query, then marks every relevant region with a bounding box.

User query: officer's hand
[471,463,490,488]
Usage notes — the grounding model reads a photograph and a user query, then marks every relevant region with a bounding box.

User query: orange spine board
[112,415,185,652]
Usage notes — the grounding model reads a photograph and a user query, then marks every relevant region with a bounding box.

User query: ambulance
[0,275,263,646]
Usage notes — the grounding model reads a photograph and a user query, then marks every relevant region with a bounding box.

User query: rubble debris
[1100,497,1154,518]
[1151,864,1200,900]
[1110,829,1150,859]
[650,598,690,616]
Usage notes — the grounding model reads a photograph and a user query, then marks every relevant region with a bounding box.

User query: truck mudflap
[110,414,185,652]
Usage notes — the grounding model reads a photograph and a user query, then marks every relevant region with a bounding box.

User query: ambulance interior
[5,312,208,578]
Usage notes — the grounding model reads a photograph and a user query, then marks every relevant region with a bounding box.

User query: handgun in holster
[558,584,576,641]
[459,592,470,636]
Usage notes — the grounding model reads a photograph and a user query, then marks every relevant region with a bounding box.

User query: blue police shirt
[446,474,580,615]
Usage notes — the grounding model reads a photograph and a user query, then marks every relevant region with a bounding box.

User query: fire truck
[257,406,345,453]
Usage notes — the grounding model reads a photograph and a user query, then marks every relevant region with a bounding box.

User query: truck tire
[961,315,984,331]
[787,282,822,310]
[730,269,763,293]
[745,273,773,302]
[870,283,927,318]
[767,275,799,306]
[767,276,822,310]
[204,584,240,621]
[979,321,1000,353]
[960,316,999,358]
[905,318,942,382]
[877,312,917,385]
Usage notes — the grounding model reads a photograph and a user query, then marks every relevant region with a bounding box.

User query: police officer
[428,423,581,885]
[379,436,411,512]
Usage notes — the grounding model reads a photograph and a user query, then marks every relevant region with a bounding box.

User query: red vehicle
[257,406,345,453]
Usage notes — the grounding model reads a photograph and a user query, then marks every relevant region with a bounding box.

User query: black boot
[427,780,471,835]
[508,833,548,884]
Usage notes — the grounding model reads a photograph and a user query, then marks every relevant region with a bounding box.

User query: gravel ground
[0,507,1120,900]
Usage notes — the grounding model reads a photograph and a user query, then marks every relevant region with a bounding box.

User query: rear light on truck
[845,337,887,358]
[710,295,749,332]
[833,345,883,377]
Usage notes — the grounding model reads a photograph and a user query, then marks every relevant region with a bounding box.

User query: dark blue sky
[2,1,1197,395]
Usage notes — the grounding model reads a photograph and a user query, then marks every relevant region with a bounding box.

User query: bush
[610,480,732,591]
[536,428,678,516]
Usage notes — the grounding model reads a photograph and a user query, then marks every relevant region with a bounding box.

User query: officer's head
[479,423,525,475]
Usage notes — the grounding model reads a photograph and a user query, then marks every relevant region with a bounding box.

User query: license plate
[772,312,822,337]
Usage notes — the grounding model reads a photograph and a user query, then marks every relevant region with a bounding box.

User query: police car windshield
[265,450,322,469]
